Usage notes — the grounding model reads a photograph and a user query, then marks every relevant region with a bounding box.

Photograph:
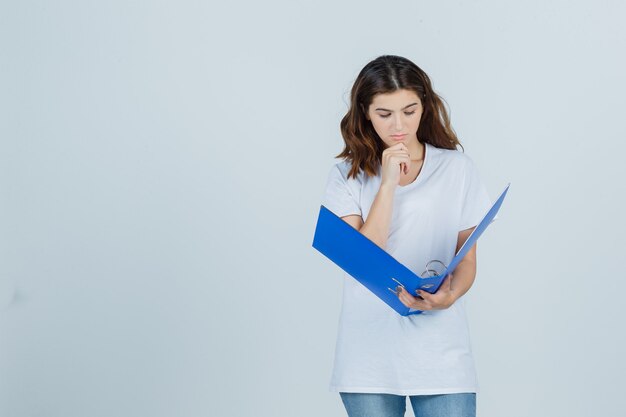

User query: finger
[397,294,411,308]
[390,154,410,167]
[390,142,408,150]
[398,292,426,310]
[398,287,414,304]
[384,151,410,163]
[386,146,409,153]
[405,294,431,310]
[384,144,409,155]
[399,287,430,310]
[416,288,435,303]
[403,299,430,310]
[395,287,406,303]
[389,148,410,154]
[387,151,410,160]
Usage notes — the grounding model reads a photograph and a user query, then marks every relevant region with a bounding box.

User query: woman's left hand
[396,273,456,311]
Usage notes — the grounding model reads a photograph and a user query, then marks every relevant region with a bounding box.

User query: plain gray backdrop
[2,1,625,416]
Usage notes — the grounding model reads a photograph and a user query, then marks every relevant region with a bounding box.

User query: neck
[407,137,425,161]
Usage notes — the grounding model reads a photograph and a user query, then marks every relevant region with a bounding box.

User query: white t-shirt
[321,141,492,395]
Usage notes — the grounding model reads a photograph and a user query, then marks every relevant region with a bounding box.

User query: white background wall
[1,1,625,416]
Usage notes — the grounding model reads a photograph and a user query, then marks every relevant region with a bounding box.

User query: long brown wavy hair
[337,55,463,180]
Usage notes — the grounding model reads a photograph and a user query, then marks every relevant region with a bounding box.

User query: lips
[391,134,407,139]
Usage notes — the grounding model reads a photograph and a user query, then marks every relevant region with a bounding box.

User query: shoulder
[428,143,475,171]
[327,159,365,185]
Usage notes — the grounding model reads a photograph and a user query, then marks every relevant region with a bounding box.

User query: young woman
[321,55,492,417]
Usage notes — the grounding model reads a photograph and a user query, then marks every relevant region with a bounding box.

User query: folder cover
[312,183,510,316]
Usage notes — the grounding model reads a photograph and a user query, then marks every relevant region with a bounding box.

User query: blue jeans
[339,392,476,417]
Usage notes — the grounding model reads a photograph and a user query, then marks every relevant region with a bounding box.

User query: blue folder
[312,183,510,316]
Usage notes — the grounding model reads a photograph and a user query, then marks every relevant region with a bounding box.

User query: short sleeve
[321,164,362,218]
[458,157,492,231]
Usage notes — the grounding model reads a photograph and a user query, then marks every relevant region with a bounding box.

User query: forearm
[359,183,395,249]
[449,257,477,302]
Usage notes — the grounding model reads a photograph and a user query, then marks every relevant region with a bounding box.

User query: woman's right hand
[380,143,411,188]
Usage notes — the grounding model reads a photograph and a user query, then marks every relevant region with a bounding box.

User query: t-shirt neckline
[395,141,430,192]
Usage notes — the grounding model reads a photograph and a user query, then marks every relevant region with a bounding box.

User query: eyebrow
[375,102,419,112]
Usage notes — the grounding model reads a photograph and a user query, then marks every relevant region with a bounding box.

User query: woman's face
[365,89,423,148]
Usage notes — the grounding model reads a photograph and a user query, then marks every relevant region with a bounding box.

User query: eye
[379,111,416,119]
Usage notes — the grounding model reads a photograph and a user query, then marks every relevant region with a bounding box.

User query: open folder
[312,183,510,316]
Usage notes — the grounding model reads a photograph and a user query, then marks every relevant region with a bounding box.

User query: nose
[393,114,403,130]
